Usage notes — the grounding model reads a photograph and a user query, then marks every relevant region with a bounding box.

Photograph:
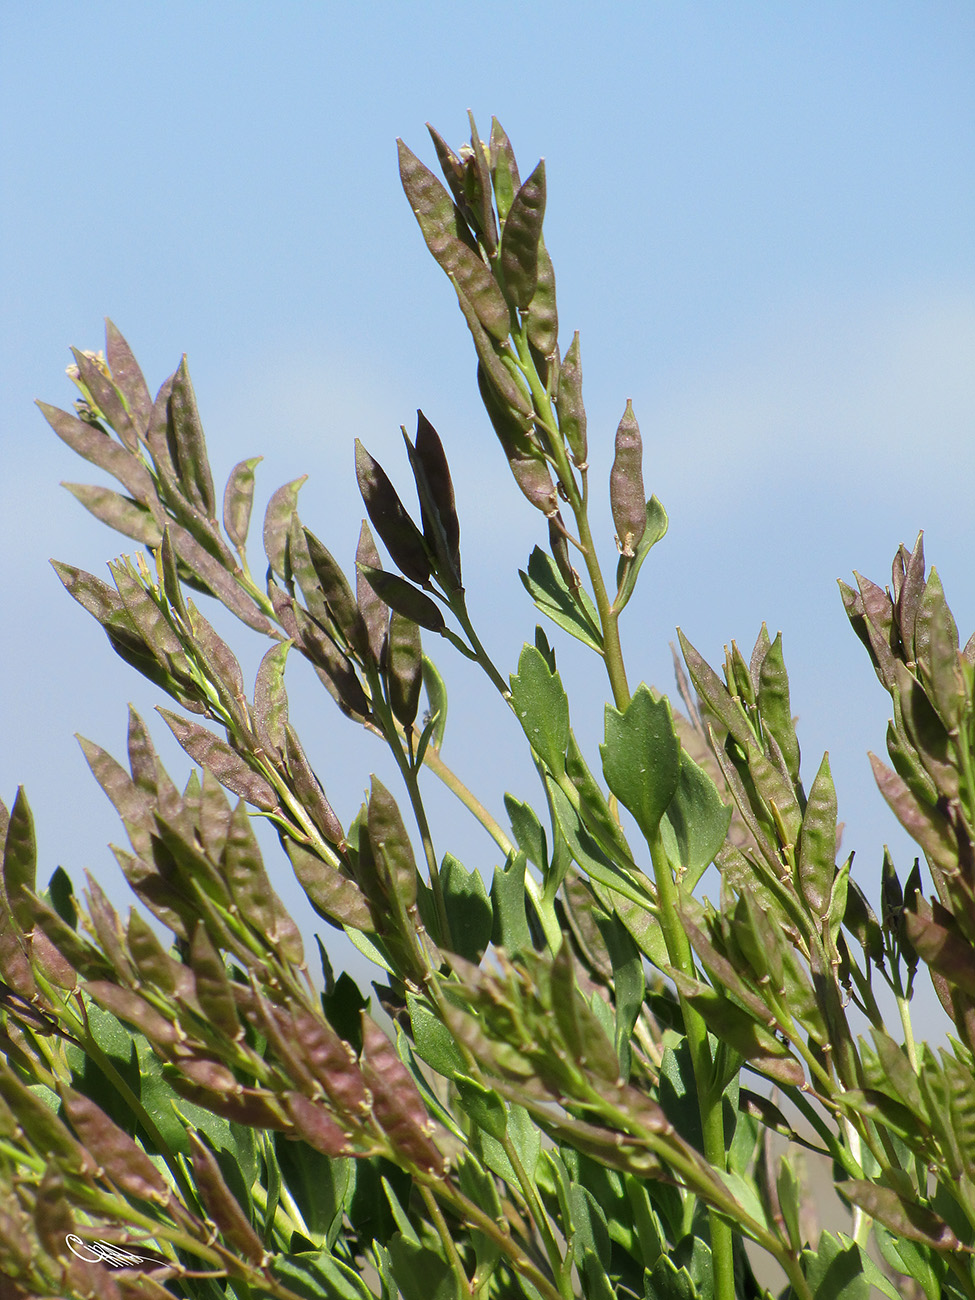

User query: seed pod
[355,522,388,666]
[426,123,471,218]
[222,457,261,551]
[476,364,558,516]
[464,111,498,255]
[526,240,558,357]
[489,118,521,220]
[610,400,646,557]
[70,346,140,453]
[355,441,431,586]
[168,357,217,519]
[356,565,446,634]
[556,332,587,466]
[387,611,423,729]
[407,411,462,588]
[104,319,153,436]
[548,513,578,590]
[500,160,546,310]
[398,140,507,339]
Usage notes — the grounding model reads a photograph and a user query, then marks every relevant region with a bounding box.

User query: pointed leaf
[509,643,570,776]
[601,686,680,842]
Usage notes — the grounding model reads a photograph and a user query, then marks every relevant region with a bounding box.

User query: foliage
[3,115,975,1300]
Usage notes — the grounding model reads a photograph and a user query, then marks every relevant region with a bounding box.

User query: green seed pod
[610,400,646,557]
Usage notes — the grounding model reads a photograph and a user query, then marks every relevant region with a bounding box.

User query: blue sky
[2,3,973,1017]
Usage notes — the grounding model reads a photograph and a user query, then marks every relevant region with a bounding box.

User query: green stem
[425,1175,565,1300]
[419,740,515,856]
[422,975,569,1292]
[419,1183,472,1295]
[647,831,736,1300]
[502,1134,574,1300]
[509,324,630,711]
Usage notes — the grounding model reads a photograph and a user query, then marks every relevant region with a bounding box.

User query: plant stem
[418,1183,472,1296]
[418,739,515,855]
[647,831,736,1300]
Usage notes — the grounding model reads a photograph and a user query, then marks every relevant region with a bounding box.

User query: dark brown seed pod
[387,610,423,729]
[355,440,431,586]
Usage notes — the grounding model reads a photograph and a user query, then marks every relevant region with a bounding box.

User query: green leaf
[454,1074,508,1142]
[568,1184,611,1270]
[594,911,644,1077]
[387,1237,459,1300]
[407,992,466,1077]
[505,794,548,872]
[601,685,680,843]
[520,545,603,652]
[440,855,492,963]
[660,749,733,889]
[491,851,533,956]
[803,1231,901,1300]
[509,643,570,776]
[273,1248,376,1300]
[421,654,448,750]
[613,496,669,613]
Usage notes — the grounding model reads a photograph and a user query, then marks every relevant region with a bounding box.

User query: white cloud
[647,289,975,502]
